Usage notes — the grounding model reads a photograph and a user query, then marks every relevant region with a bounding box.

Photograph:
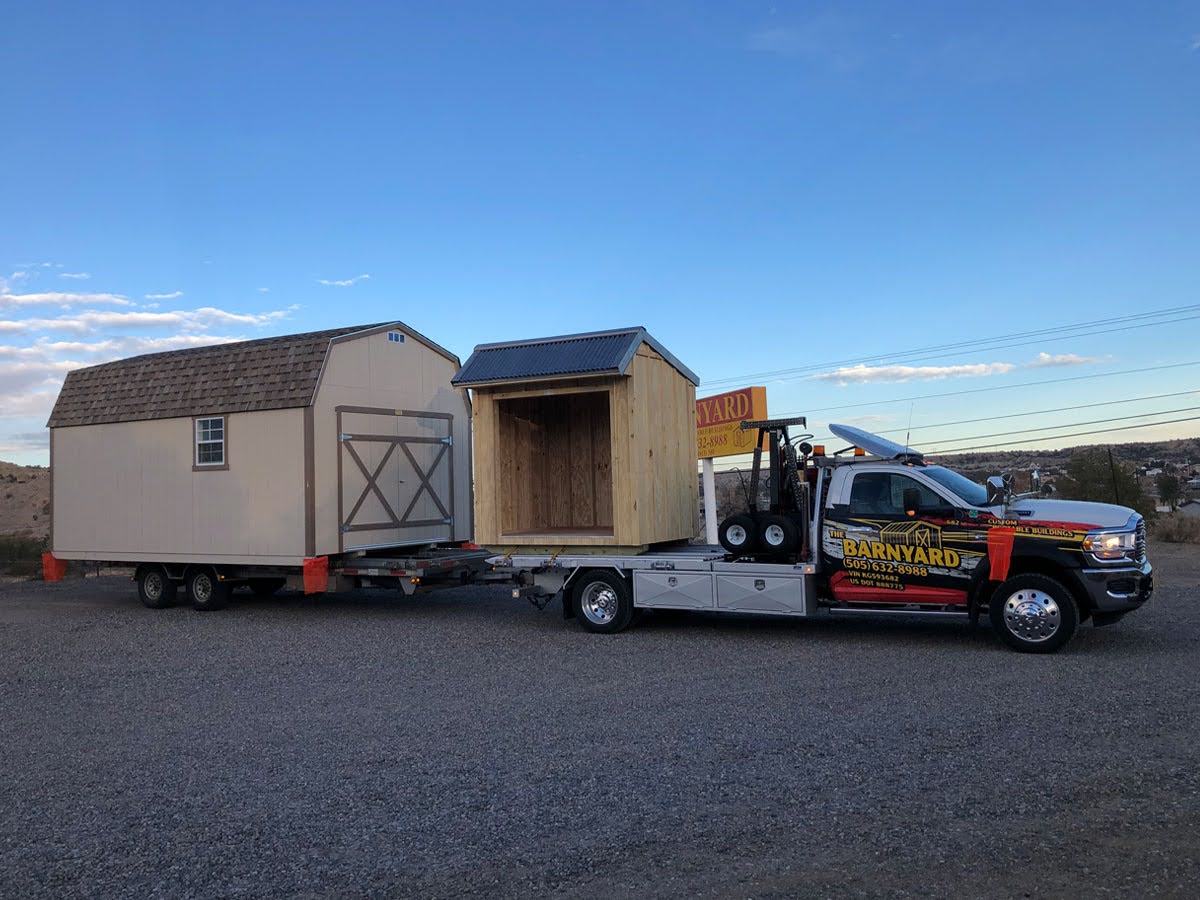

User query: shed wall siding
[52,407,306,560]
[311,330,472,554]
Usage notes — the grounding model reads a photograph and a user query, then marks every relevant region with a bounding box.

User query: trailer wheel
[759,515,800,554]
[718,514,757,555]
[989,573,1079,653]
[249,578,286,597]
[571,570,635,634]
[187,568,231,612]
[136,564,176,609]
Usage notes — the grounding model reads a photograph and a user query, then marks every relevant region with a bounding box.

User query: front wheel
[571,570,635,634]
[989,573,1079,653]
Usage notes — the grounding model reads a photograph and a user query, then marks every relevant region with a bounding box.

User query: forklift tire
[759,515,800,554]
[136,564,176,609]
[187,568,231,612]
[719,514,758,556]
[571,570,635,634]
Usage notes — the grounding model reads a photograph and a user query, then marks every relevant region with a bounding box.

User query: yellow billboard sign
[696,386,768,459]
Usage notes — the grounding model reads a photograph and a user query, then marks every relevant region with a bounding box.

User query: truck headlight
[1083,530,1137,563]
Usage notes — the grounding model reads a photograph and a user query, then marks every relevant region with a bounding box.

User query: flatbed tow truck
[493,420,1153,653]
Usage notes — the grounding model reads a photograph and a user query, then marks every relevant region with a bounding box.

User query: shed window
[195,417,225,466]
[387,331,405,343]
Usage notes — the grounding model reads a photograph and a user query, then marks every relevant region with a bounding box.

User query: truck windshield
[922,466,989,507]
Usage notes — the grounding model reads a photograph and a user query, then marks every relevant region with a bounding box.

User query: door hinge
[442,435,453,446]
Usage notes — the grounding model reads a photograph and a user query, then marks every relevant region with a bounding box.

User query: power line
[922,405,1200,449]
[925,415,1200,455]
[771,360,1200,416]
[701,303,1200,387]
[866,389,1200,437]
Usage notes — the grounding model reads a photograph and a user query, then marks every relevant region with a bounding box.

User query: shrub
[1151,514,1200,544]
[0,532,49,577]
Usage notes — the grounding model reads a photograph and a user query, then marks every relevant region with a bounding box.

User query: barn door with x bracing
[336,406,455,551]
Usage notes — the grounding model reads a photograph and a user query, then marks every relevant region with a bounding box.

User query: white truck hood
[993,498,1138,530]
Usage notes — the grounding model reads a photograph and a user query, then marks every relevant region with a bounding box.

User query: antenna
[904,403,914,456]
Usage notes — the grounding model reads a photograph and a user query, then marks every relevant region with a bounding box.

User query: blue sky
[2,1,1198,466]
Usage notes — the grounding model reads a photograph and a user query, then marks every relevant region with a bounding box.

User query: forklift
[716,416,814,559]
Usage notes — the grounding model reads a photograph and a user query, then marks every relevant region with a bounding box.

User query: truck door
[823,470,971,605]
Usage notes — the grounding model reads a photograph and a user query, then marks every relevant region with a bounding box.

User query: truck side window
[848,473,943,515]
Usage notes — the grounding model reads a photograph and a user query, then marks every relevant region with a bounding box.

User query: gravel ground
[1,543,1197,899]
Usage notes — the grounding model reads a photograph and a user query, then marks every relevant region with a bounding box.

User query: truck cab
[815,439,1153,651]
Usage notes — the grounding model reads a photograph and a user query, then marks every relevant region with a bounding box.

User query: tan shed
[48,322,472,566]
[453,327,700,553]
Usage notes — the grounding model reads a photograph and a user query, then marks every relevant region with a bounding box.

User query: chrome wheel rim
[580,582,618,625]
[144,572,164,600]
[726,524,748,547]
[764,524,786,547]
[1003,588,1060,643]
[193,575,212,603]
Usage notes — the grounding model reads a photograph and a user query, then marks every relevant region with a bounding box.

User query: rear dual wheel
[571,570,635,634]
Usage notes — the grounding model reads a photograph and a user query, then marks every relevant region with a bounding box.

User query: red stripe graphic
[987,527,1016,581]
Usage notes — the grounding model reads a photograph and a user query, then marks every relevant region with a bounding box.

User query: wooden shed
[47,322,472,566]
[453,327,699,553]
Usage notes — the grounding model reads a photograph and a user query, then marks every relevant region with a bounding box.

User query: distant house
[1179,499,1200,518]
[1187,477,1200,491]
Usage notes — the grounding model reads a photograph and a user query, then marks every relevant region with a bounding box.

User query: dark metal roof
[451,327,699,387]
[48,323,394,428]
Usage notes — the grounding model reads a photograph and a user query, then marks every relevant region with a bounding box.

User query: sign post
[696,387,768,545]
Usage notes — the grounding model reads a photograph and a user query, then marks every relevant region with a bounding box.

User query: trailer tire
[136,564,176,609]
[759,515,800,554]
[571,570,635,634]
[187,568,231,612]
[249,578,286,597]
[989,573,1079,653]
[719,514,758,556]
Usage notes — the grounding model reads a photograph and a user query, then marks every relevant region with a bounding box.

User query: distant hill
[0,462,51,538]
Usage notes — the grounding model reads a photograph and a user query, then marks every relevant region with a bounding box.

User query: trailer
[45,321,481,609]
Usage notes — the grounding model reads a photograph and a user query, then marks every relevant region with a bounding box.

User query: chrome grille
[1135,518,1146,564]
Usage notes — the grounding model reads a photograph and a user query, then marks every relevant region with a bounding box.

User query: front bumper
[1079,560,1153,614]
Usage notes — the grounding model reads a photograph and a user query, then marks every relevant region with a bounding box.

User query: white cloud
[0,291,132,308]
[2,304,299,335]
[810,362,1017,385]
[144,290,182,300]
[1026,352,1106,368]
[1191,33,1200,51]
[317,274,370,286]
[0,431,50,452]
[60,272,91,280]
[257,287,270,293]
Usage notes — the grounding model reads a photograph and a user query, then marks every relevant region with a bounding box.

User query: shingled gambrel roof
[47,323,391,428]
[451,327,699,388]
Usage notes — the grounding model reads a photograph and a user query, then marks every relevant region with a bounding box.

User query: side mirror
[986,475,1007,506]
[1043,483,1056,496]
